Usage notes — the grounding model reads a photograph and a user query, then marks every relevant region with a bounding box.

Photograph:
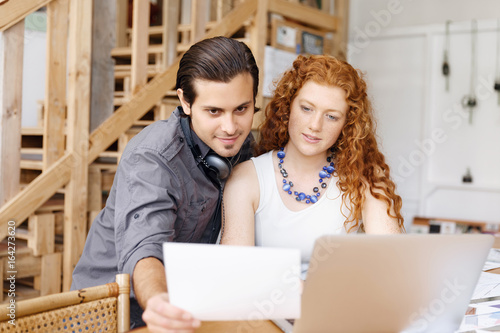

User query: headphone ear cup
[205,153,232,180]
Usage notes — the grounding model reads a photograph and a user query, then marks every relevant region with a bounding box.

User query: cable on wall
[494,18,500,105]
[462,19,478,125]
[442,20,452,91]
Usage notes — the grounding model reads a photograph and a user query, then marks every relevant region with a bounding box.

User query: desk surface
[131,320,283,333]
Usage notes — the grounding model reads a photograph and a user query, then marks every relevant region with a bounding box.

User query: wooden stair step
[123,21,218,37]
[114,65,161,79]
[35,198,65,213]
[91,162,118,172]
[20,159,43,170]
[21,148,43,155]
[21,127,44,136]
[111,44,164,58]
[99,151,120,159]
[21,127,66,135]
[15,228,30,241]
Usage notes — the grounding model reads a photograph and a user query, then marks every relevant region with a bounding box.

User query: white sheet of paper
[472,272,500,300]
[163,243,301,321]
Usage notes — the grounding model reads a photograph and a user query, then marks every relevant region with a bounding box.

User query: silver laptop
[277,234,493,333]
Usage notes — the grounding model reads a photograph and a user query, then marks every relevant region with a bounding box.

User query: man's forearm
[133,257,168,309]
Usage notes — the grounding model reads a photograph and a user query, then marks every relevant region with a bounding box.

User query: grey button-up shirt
[71,107,253,294]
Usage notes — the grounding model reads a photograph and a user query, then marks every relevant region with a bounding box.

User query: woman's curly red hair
[257,55,404,231]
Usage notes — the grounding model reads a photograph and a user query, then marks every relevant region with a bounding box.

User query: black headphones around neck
[179,116,232,183]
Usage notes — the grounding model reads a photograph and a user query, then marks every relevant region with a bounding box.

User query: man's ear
[177,88,191,116]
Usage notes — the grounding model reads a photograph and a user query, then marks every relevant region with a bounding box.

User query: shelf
[425,182,500,197]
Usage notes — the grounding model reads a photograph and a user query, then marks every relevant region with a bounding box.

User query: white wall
[349,0,500,33]
[348,0,500,229]
[21,30,46,128]
[0,16,47,128]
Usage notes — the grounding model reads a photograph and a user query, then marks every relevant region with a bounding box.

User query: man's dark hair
[176,36,259,107]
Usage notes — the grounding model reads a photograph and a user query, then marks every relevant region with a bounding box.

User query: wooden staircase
[0,0,348,300]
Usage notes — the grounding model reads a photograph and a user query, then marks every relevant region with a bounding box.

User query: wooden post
[130,0,150,95]
[190,0,208,44]
[64,0,93,291]
[0,20,24,205]
[43,0,69,171]
[40,252,62,296]
[162,0,179,69]
[333,0,349,60]
[250,0,268,130]
[28,213,55,256]
[87,165,102,230]
[115,0,129,47]
[0,258,3,302]
[91,0,116,132]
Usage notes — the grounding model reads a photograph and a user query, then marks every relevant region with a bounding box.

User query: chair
[0,273,130,333]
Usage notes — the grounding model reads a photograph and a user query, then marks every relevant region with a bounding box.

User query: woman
[221,55,404,277]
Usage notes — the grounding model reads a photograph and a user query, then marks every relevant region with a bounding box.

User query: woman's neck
[281,144,330,174]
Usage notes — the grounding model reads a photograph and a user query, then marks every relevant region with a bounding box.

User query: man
[71,36,259,330]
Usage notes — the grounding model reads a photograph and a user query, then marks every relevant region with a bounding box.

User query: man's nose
[221,114,237,135]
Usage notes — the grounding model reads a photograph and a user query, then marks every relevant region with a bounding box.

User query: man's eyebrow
[236,101,252,108]
[200,101,252,110]
[200,105,223,111]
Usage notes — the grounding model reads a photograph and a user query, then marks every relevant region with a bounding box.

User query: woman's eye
[302,106,312,112]
[327,114,337,120]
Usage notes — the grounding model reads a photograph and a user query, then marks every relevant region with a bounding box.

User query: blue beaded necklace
[278,147,335,204]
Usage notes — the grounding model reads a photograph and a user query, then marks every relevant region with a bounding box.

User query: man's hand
[134,257,201,332]
[142,293,201,333]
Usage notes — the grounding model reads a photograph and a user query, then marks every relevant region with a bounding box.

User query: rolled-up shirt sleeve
[114,145,182,281]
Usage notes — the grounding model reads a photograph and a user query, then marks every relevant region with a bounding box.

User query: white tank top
[252,151,358,278]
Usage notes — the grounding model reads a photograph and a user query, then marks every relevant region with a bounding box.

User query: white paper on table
[483,249,500,271]
[483,261,500,271]
[163,243,301,321]
[472,272,500,300]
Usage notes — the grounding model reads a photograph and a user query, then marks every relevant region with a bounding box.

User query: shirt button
[179,137,184,142]
[134,213,139,219]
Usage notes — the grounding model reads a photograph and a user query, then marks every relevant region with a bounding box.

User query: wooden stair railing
[0,0,52,32]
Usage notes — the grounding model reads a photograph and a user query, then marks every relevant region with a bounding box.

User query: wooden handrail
[0,153,73,240]
[0,0,53,32]
[269,0,338,31]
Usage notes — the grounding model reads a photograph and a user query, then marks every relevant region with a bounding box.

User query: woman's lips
[302,133,320,143]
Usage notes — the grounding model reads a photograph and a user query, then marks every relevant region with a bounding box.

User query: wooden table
[131,235,500,333]
[130,320,283,333]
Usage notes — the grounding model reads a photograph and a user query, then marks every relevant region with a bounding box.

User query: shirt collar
[191,126,211,159]
[177,106,211,159]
